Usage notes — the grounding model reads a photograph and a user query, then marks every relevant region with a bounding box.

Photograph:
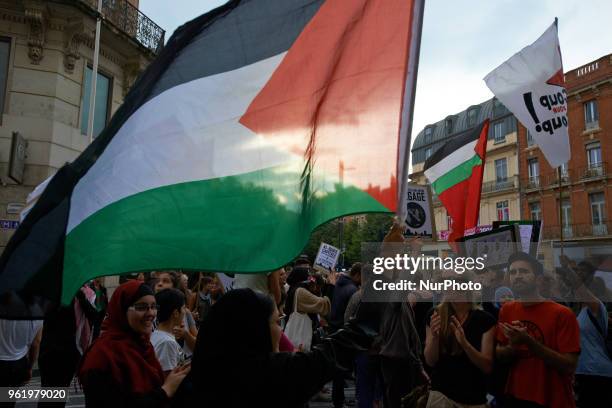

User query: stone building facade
[410,98,521,240]
[0,0,163,251]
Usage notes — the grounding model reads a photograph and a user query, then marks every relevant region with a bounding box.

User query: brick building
[519,54,612,248]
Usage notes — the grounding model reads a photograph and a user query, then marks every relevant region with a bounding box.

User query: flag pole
[557,166,564,256]
[87,0,102,144]
[396,0,425,220]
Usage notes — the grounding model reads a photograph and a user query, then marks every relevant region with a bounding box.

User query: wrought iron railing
[482,176,518,194]
[579,162,607,180]
[542,221,612,240]
[522,163,607,191]
[79,0,165,53]
[543,170,572,187]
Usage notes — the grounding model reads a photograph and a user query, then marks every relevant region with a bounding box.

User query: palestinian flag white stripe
[68,53,290,233]
[423,140,478,185]
[0,0,424,311]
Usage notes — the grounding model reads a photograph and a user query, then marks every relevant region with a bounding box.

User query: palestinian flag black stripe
[0,0,423,316]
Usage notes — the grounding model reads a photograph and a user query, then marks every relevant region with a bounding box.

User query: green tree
[302,213,393,269]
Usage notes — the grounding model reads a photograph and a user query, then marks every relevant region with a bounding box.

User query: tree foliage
[302,213,393,269]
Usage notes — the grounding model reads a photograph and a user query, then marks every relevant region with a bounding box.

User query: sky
[141,0,612,147]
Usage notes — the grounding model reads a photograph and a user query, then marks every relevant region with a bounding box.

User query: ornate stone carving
[24,7,46,65]
[64,21,89,74]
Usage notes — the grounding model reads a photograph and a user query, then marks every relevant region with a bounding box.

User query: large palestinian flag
[423,120,489,243]
[0,0,424,313]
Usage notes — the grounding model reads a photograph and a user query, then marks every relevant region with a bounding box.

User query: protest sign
[403,183,435,239]
[314,242,341,271]
[493,220,542,256]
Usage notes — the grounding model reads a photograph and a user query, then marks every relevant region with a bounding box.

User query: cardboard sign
[493,220,542,256]
[403,183,435,239]
[314,242,341,271]
[458,225,521,267]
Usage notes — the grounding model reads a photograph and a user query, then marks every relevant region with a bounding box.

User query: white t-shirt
[150,329,184,372]
[0,319,43,361]
[182,313,195,357]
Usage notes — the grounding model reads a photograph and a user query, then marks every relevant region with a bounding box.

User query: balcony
[523,163,608,192]
[580,162,607,180]
[542,221,612,240]
[78,0,165,53]
[482,175,518,194]
[523,175,540,190]
[543,169,572,187]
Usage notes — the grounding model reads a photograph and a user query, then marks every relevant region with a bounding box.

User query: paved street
[15,377,354,407]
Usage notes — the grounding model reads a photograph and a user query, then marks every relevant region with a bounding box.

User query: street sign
[404,183,435,239]
[314,242,341,271]
[0,220,19,230]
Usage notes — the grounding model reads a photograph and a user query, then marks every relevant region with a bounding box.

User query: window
[445,117,453,135]
[561,199,573,237]
[425,147,432,159]
[424,127,433,143]
[584,100,599,129]
[81,66,112,138]
[560,162,569,178]
[561,199,572,226]
[589,192,606,235]
[527,130,534,147]
[493,121,505,143]
[467,108,478,127]
[493,99,505,117]
[528,158,539,186]
[495,158,508,182]
[529,202,541,221]
[0,38,10,116]
[586,144,602,168]
[496,201,510,221]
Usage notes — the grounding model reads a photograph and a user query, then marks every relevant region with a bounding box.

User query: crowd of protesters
[1,225,612,408]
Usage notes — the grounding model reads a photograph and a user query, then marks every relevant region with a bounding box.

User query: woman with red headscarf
[78,280,190,407]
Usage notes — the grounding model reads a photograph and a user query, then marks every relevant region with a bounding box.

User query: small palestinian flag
[0,0,424,314]
[423,120,489,243]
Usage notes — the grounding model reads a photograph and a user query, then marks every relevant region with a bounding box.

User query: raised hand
[430,310,441,338]
[449,315,467,347]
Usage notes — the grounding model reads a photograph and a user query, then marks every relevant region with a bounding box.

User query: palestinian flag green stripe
[63,165,388,304]
[430,154,483,195]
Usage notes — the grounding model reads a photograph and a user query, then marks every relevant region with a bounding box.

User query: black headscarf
[189,289,343,408]
[192,288,273,367]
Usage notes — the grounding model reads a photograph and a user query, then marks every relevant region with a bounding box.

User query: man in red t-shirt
[496,252,580,408]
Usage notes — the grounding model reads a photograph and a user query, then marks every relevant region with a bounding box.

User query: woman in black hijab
[190,288,368,408]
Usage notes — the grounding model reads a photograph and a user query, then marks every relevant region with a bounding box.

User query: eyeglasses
[129,303,158,312]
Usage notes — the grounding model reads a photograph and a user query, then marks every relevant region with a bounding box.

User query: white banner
[484,20,570,168]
